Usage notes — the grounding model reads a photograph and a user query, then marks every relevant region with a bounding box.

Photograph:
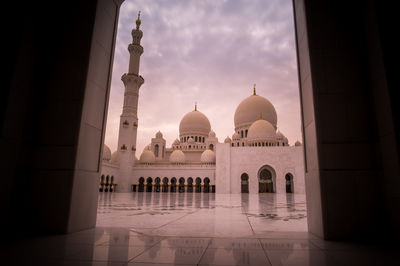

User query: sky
[104,0,302,154]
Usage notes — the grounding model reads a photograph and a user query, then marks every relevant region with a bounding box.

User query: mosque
[100,13,305,194]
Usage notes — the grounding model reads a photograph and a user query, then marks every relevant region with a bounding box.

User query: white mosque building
[100,13,305,194]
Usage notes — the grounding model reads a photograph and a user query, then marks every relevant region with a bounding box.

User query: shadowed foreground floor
[1,193,397,265]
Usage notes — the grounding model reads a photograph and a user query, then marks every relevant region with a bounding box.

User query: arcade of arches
[133,176,215,193]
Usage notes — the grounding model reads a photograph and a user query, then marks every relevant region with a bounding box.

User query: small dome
[187,137,195,144]
[295,140,302,146]
[232,132,240,140]
[224,136,232,143]
[103,144,111,161]
[169,149,186,163]
[247,119,276,141]
[179,109,211,136]
[140,149,155,164]
[209,130,216,138]
[110,151,119,164]
[201,149,216,164]
[173,139,180,145]
[155,131,163,138]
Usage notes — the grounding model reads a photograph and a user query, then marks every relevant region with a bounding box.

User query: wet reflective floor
[96,193,308,236]
[2,193,397,265]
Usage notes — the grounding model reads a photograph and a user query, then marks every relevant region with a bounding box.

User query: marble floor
[1,192,397,265]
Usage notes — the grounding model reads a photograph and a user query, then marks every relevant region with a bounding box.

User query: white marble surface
[96,192,308,236]
[3,193,395,265]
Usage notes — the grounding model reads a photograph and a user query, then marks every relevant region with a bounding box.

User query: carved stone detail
[121,73,144,87]
[128,44,144,55]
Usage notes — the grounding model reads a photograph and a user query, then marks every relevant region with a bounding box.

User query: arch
[170,177,177,192]
[209,144,214,151]
[187,177,193,193]
[241,173,249,193]
[146,177,153,192]
[245,129,248,137]
[105,175,110,192]
[285,173,294,193]
[179,177,185,193]
[241,130,243,138]
[138,177,145,192]
[195,177,202,193]
[154,177,161,192]
[110,176,114,192]
[258,165,276,193]
[203,177,210,193]
[195,136,198,142]
[155,144,159,157]
[162,177,169,192]
[99,175,105,192]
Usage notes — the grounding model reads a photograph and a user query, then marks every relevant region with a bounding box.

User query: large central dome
[179,109,211,136]
[234,94,277,130]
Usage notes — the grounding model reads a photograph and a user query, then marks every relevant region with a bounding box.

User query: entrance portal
[259,168,274,193]
[241,173,249,193]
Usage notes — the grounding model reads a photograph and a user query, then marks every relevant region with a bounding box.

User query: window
[155,144,159,157]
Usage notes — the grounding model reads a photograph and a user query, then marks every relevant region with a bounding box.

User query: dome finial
[195,101,197,111]
[259,112,263,120]
[136,11,141,29]
[253,84,256,95]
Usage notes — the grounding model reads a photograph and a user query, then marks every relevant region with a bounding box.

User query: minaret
[117,12,145,192]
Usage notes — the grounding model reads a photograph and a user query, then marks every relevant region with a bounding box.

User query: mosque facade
[100,14,305,194]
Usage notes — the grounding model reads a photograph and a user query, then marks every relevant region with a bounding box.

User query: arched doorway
[204,177,210,193]
[195,177,202,193]
[241,173,249,193]
[138,177,145,192]
[146,177,153,192]
[285,173,294,193]
[170,177,177,192]
[162,177,168,192]
[105,175,110,192]
[187,177,193,193]
[110,176,114,192]
[178,177,185,193]
[258,166,275,193]
[99,175,104,192]
[209,144,214,151]
[155,177,161,192]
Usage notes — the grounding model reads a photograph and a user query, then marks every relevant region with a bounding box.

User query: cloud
[104,0,302,154]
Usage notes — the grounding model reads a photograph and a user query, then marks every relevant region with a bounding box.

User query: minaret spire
[136,11,141,30]
[117,11,145,192]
